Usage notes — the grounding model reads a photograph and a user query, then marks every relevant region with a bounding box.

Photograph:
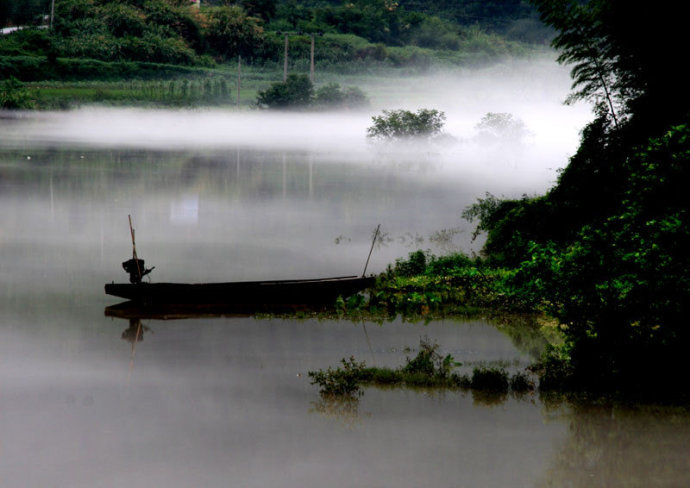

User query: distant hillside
[1,0,551,81]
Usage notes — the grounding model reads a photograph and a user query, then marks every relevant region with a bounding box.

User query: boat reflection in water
[104,298,346,321]
[104,300,347,345]
[121,318,149,344]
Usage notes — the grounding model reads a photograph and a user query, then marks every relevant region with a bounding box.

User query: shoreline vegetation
[0,48,553,110]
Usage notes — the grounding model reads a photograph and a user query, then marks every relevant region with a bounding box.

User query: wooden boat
[105,216,378,309]
[104,275,375,307]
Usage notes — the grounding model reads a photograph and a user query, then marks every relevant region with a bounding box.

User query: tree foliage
[519,125,690,392]
[49,0,203,65]
[532,0,690,139]
[367,108,446,140]
[313,82,368,109]
[257,74,368,110]
[0,0,47,27]
[204,5,265,60]
[474,112,530,143]
[0,76,34,108]
[531,0,622,126]
[256,73,313,108]
[467,0,690,393]
[1,0,543,78]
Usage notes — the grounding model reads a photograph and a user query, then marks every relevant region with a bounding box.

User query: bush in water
[367,108,446,141]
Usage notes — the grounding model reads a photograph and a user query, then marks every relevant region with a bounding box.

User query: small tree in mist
[367,109,446,141]
[313,83,369,109]
[257,74,314,109]
[257,76,369,110]
[474,112,530,144]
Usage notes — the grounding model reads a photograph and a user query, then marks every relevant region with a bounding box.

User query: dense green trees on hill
[0,0,47,27]
[1,0,543,81]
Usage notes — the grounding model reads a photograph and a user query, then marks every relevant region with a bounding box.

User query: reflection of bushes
[309,394,362,426]
[471,367,509,392]
[536,400,690,488]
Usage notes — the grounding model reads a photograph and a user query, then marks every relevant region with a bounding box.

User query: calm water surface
[1,107,689,488]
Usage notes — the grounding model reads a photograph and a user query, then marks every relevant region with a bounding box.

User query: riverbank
[300,249,690,402]
[2,51,556,110]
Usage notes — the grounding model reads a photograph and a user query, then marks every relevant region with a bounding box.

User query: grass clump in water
[308,356,366,398]
[470,367,509,392]
[400,337,461,386]
[308,338,535,396]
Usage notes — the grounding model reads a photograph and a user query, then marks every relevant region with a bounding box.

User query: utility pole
[237,55,241,107]
[50,0,55,29]
[283,34,289,81]
[279,31,320,82]
[310,34,315,83]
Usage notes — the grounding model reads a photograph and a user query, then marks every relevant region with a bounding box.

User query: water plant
[308,338,536,397]
[402,337,458,380]
[308,356,366,397]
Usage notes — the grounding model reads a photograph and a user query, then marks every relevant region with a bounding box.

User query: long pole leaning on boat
[128,214,142,282]
[362,224,380,277]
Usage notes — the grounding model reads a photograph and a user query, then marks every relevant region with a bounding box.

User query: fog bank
[2,57,590,155]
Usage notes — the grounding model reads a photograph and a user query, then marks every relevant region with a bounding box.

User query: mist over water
[7,58,688,488]
[2,58,590,196]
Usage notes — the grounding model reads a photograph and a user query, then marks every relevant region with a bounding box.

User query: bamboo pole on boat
[362,224,380,277]
[128,215,142,281]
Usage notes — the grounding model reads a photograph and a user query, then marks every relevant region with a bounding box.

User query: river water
[2,66,689,487]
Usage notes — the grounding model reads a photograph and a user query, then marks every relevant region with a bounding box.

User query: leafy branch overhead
[531,0,622,127]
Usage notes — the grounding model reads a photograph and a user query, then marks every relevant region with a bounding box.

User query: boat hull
[105,276,375,306]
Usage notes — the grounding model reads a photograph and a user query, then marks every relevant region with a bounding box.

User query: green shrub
[308,356,366,397]
[314,82,344,106]
[474,112,530,144]
[402,337,459,381]
[257,73,313,108]
[391,250,428,277]
[204,5,266,60]
[0,76,34,109]
[342,85,368,107]
[425,253,475,275]
[367,108,446,140]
